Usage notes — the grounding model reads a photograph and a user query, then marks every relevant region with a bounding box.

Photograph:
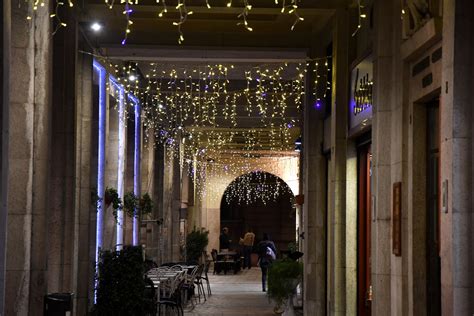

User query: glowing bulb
[129,74,137,81]
[91,22,102,32]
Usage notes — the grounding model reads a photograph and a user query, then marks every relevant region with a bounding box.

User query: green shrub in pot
[186,227,209,263]
[267,259,303,312]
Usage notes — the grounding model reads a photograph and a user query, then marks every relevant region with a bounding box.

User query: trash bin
[44,293,73,316]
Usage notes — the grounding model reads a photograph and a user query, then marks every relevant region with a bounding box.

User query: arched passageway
[220,172,296,253]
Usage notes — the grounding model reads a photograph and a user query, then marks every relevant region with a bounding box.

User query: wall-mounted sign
[349,55,373,134]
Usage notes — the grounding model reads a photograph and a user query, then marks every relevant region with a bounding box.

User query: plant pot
[282,295,295,316]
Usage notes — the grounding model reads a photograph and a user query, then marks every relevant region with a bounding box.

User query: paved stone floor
[185,267,275,316]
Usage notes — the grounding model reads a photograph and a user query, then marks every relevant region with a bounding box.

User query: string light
[353,0,366,37]
[87,54,330,203]
[237,0,253,32]
[223,171,293,205]
[51,1,67,35]
[28,0,308,44]
[121,3,133,45]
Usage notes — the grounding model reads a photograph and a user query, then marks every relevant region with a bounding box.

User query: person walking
[219,227,231,251]
[257,233,276,292]
[242,228,255,269]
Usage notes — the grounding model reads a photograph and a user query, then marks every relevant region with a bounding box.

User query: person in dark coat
[219,227,231,250]
[257,233,277,292]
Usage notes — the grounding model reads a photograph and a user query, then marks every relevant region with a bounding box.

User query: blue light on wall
[130,94,141,246]
[93,60,106,303]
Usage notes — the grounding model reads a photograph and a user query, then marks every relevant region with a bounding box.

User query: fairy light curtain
[90,57,330,203]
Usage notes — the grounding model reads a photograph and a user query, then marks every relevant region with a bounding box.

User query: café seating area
[211,249,243,275]
[145,262,212,315]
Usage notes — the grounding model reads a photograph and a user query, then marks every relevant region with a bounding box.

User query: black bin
[44,293,73,316]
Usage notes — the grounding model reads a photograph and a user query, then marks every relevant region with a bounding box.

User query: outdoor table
[215,251,241,274]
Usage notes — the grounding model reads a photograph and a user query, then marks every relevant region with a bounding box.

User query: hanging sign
[349,55,373,134]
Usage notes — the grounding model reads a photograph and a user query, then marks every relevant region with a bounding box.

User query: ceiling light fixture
[91,22,102,32]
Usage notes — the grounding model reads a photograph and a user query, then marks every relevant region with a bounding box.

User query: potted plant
[185,227,209,263]
[267,259,303,316]
[104,187,122,222]
[139,193,154,217]
[92,246,155,315]
[123,191,139,218]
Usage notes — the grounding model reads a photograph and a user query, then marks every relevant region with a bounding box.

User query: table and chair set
[145,262,212,315]
[211,250,242,275]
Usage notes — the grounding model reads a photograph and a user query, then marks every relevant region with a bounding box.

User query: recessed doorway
[220,172,296,255]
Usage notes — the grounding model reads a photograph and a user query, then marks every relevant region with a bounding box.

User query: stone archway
[219,171,296,254]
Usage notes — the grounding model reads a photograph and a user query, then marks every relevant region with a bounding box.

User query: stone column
[116,86,126,250]
[73,43,95,314]
[153,144,165,264]
[328,8,349,316]
[440,0,474,314]
[171,152,182,261]
[302,62,327,315]
[371,0,398,314]
[6,0,52,313]
[140,130,155,247]
[104,83,120,250]
[0,0,11,313]
[133,100,142,246]
[160,147,182,262]
[48,9,78,294]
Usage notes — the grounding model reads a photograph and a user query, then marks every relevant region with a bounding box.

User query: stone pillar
[6,0,52,313]
[140,130,155,247]
[371,0,397,314]
[125,110,135,245]
[116,86,126,250]
[345,143,357,316]
[328,8,349,316]
[73,44,94,315]
[440,0,474,314]
[0,0,11,313]
[48,9,78,294]
[153,144,165,264]
[302,62,327,315]
[104,83,120,250]
[171,153,182,261]
[161,148,181,262]
[133,100,142,246]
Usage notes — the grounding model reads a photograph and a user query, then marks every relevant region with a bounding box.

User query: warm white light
[91,22,102,32]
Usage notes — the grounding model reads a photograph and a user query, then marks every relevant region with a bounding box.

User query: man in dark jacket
[219,227,231,250]
[257,233,277,292]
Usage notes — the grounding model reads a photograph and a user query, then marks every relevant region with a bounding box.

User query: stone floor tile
[185,267,275,316]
